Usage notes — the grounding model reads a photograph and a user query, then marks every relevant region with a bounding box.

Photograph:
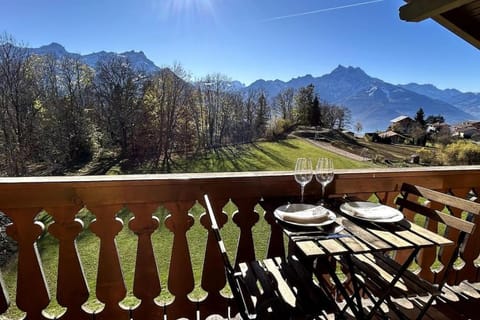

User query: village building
[389,115,414,134]
[378,130,407,144]
[451,120,480,139]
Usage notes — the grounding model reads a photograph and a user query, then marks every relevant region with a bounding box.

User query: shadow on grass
[251,143,291,168]
[216,146,262,171]
[276,139,301,149]
[169,140,301,173]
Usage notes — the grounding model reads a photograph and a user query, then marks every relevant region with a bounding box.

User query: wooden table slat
[368,229,414,249]
[338,235,371,253]
[340,218,392,250]
[317,239,349,254]
[296,240,326,257]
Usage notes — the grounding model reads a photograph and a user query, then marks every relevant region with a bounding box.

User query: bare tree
[36,55,94,169]
[143,64,194,171]
[273,87,295,121]
[355,121,363,134]
[244,89,260,142]
[200,74,234,147]
[228,91,248,143]
[59,56,94,163]
[94,56,144,158]
[321,103,351,130]
[334,106,351,130]
[0,34,40,176]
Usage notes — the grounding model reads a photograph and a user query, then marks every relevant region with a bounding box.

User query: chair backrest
[204,194,255,319]
[395,183,480,286]
[204,194,235,273]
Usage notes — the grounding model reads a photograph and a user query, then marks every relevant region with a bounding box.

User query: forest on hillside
[0,35,351,176]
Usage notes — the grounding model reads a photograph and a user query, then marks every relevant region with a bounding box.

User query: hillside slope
[293,129,426,165]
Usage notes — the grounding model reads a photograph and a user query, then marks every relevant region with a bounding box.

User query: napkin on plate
[281,206,330,224]
[343,202,399,220]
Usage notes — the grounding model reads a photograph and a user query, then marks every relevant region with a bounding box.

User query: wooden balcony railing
[0,166,479,319]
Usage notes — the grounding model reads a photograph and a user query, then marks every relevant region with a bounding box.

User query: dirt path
[305,138,367,161]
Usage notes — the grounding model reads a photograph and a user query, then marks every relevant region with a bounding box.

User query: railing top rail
[0,166,479,209]
[0,165,478,184]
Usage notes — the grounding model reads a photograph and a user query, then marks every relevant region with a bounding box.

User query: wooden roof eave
[431,15,480,49]
[399,0,474,22]
[400,0,480,49]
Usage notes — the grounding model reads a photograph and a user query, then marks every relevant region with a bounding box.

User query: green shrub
[417,147,442,165]
[265,118,292,140]
[372,153,384,163]
[442,140,480,165]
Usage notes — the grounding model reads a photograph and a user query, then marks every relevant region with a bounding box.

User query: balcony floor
[208,281,480,319]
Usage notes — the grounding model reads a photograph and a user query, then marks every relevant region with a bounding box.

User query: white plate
[274,203,336,227]
[340,202,404,223]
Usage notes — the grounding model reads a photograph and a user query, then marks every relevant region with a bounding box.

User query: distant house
[452,125,480,139]
[453,120,480,130]
[389,115,414,134]
[426,122,450,134]
[379,130,407,144]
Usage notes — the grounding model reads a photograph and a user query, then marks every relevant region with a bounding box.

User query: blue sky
[2,0,479,92]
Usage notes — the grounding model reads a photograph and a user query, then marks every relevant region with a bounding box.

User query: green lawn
[0,137,376,319]
[171,138,376,173]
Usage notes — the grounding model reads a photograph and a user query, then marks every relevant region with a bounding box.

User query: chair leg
[415,295,435,320]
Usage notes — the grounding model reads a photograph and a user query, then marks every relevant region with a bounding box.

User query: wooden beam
[432,15,480,49]
[400,0,474,22]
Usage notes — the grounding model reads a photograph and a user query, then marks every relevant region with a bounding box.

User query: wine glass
[315,158,334,205]
[294,158,313,203]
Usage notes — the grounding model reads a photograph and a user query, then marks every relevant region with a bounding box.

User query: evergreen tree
[295,84,315,125]
[415,107,426,127]
[425,114,445,124]
[311,95,321,127]
[255,92,269,137]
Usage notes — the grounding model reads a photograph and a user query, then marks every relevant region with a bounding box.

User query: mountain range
[30,42,160,73]
[27,43,480,133]
[244,66,480,132]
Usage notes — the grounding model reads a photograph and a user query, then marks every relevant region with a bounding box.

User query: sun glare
[156,0,216,20]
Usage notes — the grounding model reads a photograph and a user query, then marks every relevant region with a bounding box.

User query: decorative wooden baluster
[46,206,91,320]
[128,204,164,320]
[378,191,412,265]
[89,205,129,320]
[231,198,259,266]
[461,188,480,282]
[436,190,467,285]
[422,199,450,283]
[0,271,8,314]
[6,208,50,319]
[261,198,286,259]
[199,198,229,319]
[164,201,196,320]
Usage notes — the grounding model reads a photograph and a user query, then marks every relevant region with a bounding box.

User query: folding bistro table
[278,201,453,319]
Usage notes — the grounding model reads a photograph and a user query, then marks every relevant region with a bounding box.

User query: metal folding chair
[204,194,337,319]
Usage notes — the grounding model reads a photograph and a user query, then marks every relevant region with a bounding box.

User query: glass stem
[301,185,305,203]
[321,184,325,204]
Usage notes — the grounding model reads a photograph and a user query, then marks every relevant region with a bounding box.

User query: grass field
[0,137,376,319]
[170,137,376,173]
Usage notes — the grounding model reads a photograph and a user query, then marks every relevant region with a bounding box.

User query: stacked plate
[274,203,336,227]
[339,201,403,223]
